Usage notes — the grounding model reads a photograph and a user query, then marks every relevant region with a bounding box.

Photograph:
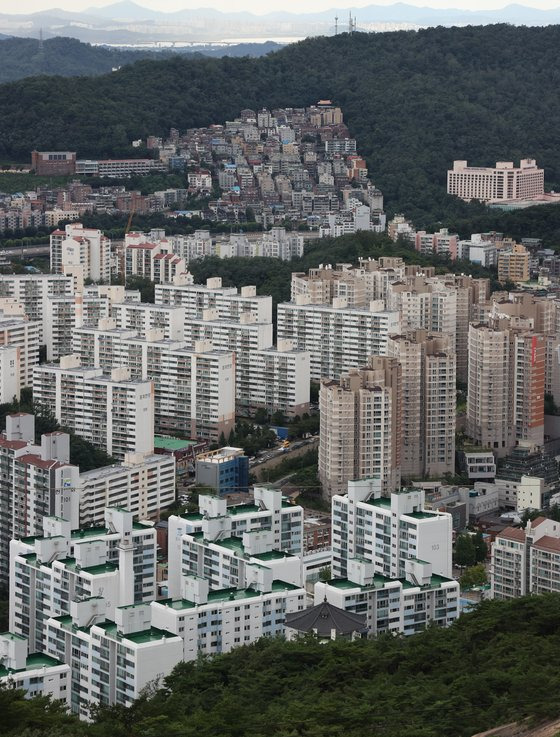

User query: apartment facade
[50,223,111,284]
[33,356,154,460]
[0,313,41,388]
[319,357,401,499]
[331,480,453,580]
[9,508,158,652]
[491,516,560,599]
[447,159,544,202]
[388,330,456,479]
[315,558,459,637]
[497,244,530,283]
[0,274,74,340]
[277,297,400,381]
[71,325,236,442]
[0,414,79,583]
[78,452,176,526]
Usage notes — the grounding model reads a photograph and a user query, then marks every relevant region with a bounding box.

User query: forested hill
[2,24,560,222]
[0,36,283,84]
[4,594,560,736]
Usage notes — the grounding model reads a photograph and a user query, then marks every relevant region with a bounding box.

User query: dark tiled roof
[285,599,366,636]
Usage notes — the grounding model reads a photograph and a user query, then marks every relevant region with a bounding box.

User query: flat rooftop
[154,436,199,451]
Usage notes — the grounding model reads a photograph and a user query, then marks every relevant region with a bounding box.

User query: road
[253,437,318,480]
[1,245,50,257]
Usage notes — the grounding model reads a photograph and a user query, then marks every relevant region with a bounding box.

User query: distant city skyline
[7,0,560,16]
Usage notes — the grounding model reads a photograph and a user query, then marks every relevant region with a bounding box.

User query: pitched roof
[498,526,526,542]
[533,535,560,553]
[284,599,366,636]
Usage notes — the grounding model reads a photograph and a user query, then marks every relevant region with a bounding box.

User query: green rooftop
[364,497,392,509]
[227,503,261,516]
[251,550,293,561]
[71,526,109,540]
[206,587,261,603]
[97,622,179,645]
[158,598,197,611]
[327,571,456,592]
[405,511,438,520]
[214,536,245,554]
[180,512,203,521]
[0,652,64,677]
[271,580,301,591]
[155,436,198,451]
[82,562,118,576]
[0,632,26,641]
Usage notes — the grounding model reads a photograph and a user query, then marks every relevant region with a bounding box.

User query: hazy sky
[6,0,560,15]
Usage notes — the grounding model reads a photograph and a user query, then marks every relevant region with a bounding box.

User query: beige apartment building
[447,159,544,202]
[467,323,512,455]
[388,330,456,479]
[319,357,401,499]
[467,322,545,456]
[497,244,530,283]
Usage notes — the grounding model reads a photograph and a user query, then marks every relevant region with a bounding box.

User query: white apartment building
[277,297,400,381]
[50,223,111,285]
[491,516,560,599]
[315,557,459,637]
[331,479,453,580]
[155,276,273,323]
[447,159,544,202]
[0,313,41,388]
[0,414,79,583]
[44,286,142,361]
[167,487,304,599]
[178,528,302,592]
[388,330,456,479]
[0,345,19,402]
[182,311,274,407]
[71,325,236,442]
[124,232,187,284]
[319,358,401,499]
[33,356,154,460]
[79,452,176,526]
[9,508,158,652]
[249,340,310,417]
[45,600,182,718]
[111,301,185,341]
[0,274,74,340]
[151,574,305,662]
[0,633,71,706]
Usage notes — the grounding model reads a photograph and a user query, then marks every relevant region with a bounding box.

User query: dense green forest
[2,25,560,221]
[3,594,560,736]
[0,37,283,84]
[188,231,497,310]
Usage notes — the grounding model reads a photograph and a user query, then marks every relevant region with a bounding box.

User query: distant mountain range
[2,2,560,44]
[0,36,284,84]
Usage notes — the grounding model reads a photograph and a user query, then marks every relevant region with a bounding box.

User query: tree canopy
[3,25,560,224]
[4,594,560,736]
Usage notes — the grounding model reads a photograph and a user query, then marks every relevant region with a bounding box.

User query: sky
[3,0,560,15]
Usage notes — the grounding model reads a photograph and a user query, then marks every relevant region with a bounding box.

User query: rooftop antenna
[334,15,338,35]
